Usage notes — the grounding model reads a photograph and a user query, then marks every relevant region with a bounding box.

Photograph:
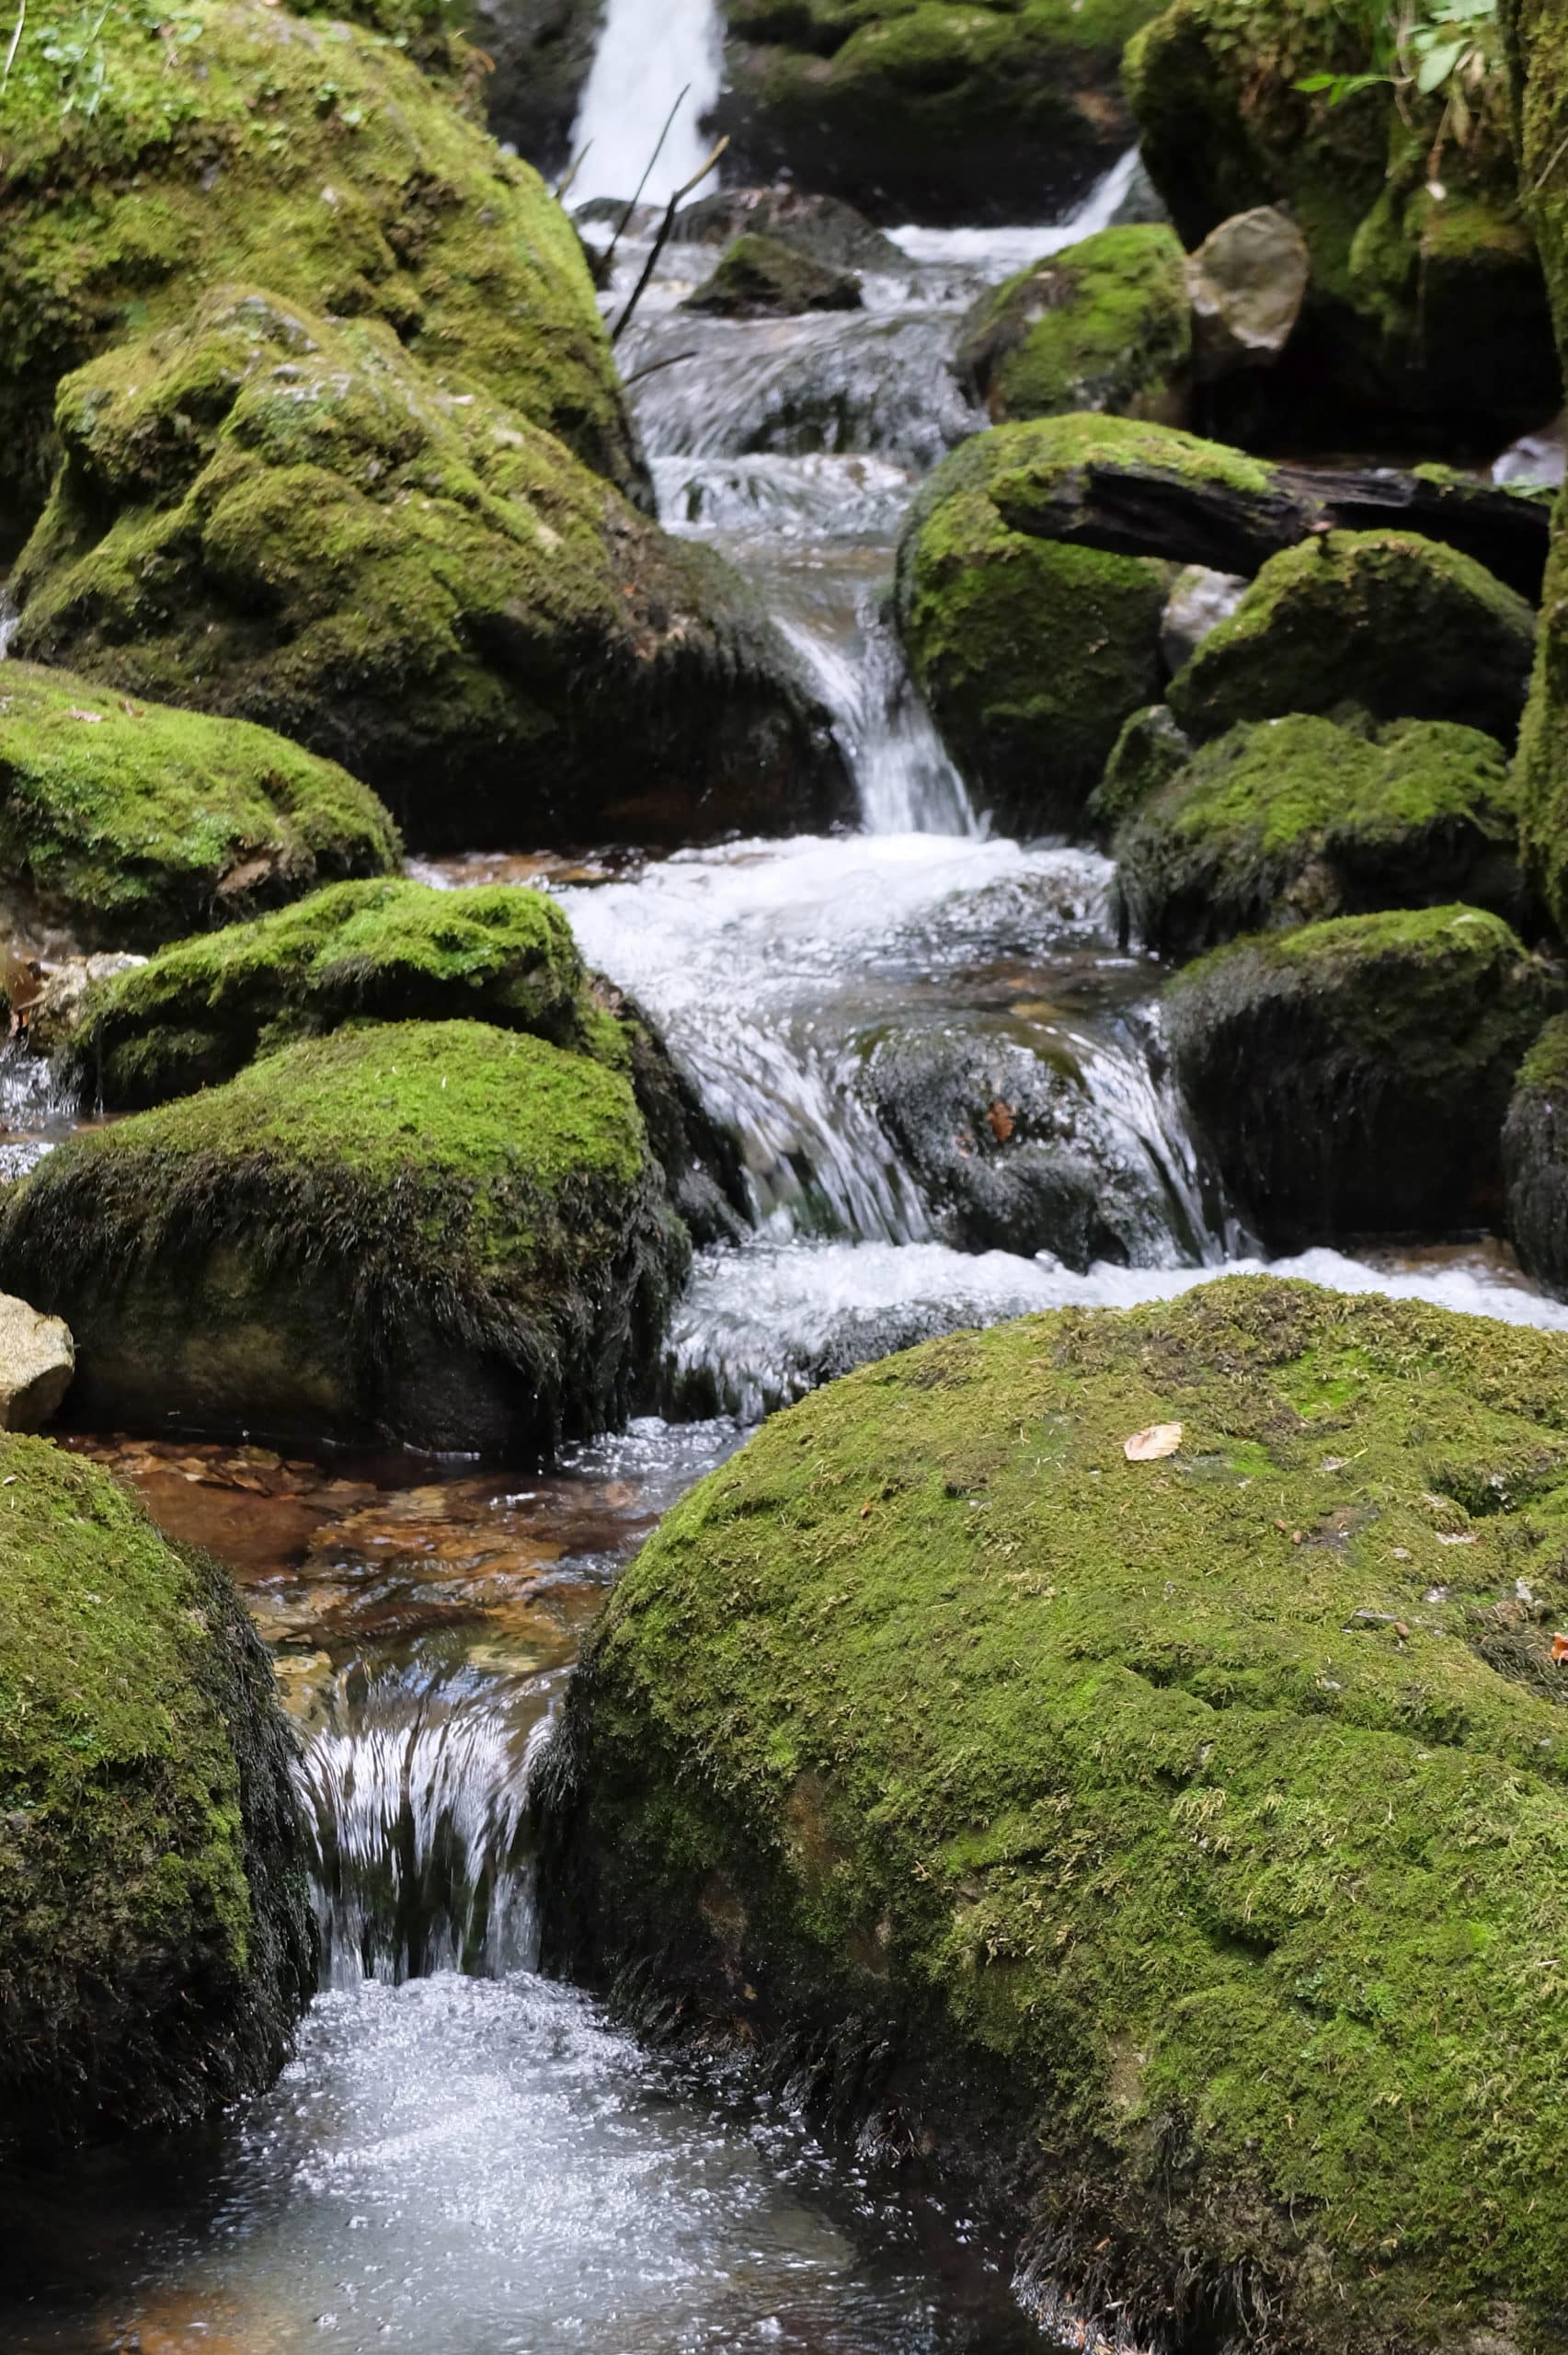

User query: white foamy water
[570,0,724,208]
[887,147,1144,272]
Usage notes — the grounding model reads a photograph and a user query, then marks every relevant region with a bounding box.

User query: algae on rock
[0,659,398,951]
[683,235,864,317]
[0,1019,690,1450]
[955,224,1192,426]
[544,1275,1568,2355]
[0,1433,313,2147]
[1164,904,1555,1246]
[1114,714,1528,959]
[10,288,847,848]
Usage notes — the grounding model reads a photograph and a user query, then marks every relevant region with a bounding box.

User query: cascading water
[569,0,724,206]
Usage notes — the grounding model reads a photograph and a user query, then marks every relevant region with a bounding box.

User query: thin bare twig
[624,347,698,386]
[601,83,690,281]
[612,135,729,346]
[554,141,590,203]
[3,0,27,90]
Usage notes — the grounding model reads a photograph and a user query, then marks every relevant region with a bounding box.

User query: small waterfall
[0,591,17,659]
[778,589,979,838]
[301,1694,552,1987]
[570,0,724,207]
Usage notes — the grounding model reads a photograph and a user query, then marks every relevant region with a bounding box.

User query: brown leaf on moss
[1124,1422,1182,1462]
[987,1098,1014,1144]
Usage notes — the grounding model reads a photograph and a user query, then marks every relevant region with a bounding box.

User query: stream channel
[7,11,1568,2348]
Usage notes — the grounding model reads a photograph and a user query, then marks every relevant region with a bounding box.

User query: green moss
[1504,1012,1568,1296]
[717,0,1165,224]
[0,0,642,534]
[1085,701,1194,835]
[0,1431,311,2145]
[0,1018,688,1447]
[1114,713,1527,959]
[956,224,1192,425]
[683,233,864,316]
[67,876,612,1106]
[1167,530,1538,747]
[0,657,397,949]
[9,286,845,848]
[550,1275,1568,2355]
[1164,904,1558,1246]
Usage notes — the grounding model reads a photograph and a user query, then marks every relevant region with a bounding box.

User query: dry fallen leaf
[987,1098,1014,1144]
[66,707,106,723]
[1124,1422,1182,1463]
[1551,1633,1568,1665]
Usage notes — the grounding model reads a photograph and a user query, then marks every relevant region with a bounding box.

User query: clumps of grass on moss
[0,1431,312,2148]
[1113,711,1528,959]
[0,659,398,950]
[1164,903,1559,1246]
[0,1019,689,1449]
[956,224,1192,426]
[544,1273,1568,2355]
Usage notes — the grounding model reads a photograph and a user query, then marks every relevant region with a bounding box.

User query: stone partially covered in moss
[0,1433,312,2147]
[683,234,864,317]
[0,0,643,538]
[0,659,397,951]
[1164,905,1556,1246]
[10,288,847,848]
[715,0,1166,224]
[0,1020,689,1449]
[1167,530,1538,747]
[1115,714,1528,959]
[543,1275,1568,2355]
[1126,0,1556,442]
[1085,702,1194,835]
[1504,1014,1568,1296]
[895,414,1275,831]
[955,224,1192,426]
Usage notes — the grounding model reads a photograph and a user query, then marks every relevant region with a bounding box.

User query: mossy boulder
[544,1274,1568,2355]
[9,287,847,848]
[955,224,1192,427]
[1164,905,1556,1247]
[683,233,864,318]
[1126,0,1557,442]
[0,659,397,951]
[1166,531,1538,748]
[0,1019,689,1449]
[1115,715,1528,960]
[894,414,1275,832]
[714,0,1165,224]
[0,1433,312,2148]
[1504,1013,1568,1297]
[0,0,642,542]
[1086,701,1195,835]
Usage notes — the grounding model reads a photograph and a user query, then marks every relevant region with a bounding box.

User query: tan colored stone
[1186,205,1310,381]
[0,1292,74,1430]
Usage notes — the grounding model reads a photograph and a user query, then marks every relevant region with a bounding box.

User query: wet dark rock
[675,188,908,271]
[682,234,864,318]
[866,1028,1180,1267]
[474,0,606,178]
[1165,905,1558,1247]
[1505,1015,1568,1296]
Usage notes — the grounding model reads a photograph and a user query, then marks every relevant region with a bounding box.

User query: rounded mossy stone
[1114,714,1528,960]
[1166,531,1538,747]
[0,1431,312,2149]
[1085,701,1194,836]
[956,224,1192,426]
[1504,1014,1568,1297]
[0,0,643,535]
[0,1019,689,1450]
[1515,515,1568,942]
[65,878,609,1109]
[544,1274,1568,2355]
[682,234,864,317]
[714,0,1165,224]
[10,287,848,849]
[1125,0,1554,439]
[0,659,397,951]
[1163,904,1558,1247]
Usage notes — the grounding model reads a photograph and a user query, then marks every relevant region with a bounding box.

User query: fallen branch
[624,348,699,387]
[612,136,729,346]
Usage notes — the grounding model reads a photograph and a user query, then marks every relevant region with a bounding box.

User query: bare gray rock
[0,1291,74,1430]
[1185,207,1310,383]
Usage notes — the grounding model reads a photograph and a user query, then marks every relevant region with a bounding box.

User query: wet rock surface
[683,233,864,317]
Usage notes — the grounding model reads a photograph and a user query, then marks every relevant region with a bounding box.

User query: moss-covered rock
[1503,1011,1568,1296]
[1085,701,1195,835]
[1115,715,1528,959]
[894,415,1276,831]
[1166,529,1537,749]
[714,0,1165,224]
[0,1018,689,1449]
[0,659,397,951]
[544,1275,1568,2355]
[0,0,643,541]
[0,1433,312,2147]
[9,287,847,848]
[675,186,908,270]
[955,224,1192,427]
[1164,905,1556,1246]
[1126,0,1557,442]
[683,233,864,317]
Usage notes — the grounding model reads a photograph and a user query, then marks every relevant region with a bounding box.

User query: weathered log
[994,460,1552,602]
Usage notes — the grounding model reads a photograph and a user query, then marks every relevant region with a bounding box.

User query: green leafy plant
[1294,0,1501,153]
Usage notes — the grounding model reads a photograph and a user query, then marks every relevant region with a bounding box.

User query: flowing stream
[10,72,1568,2355]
